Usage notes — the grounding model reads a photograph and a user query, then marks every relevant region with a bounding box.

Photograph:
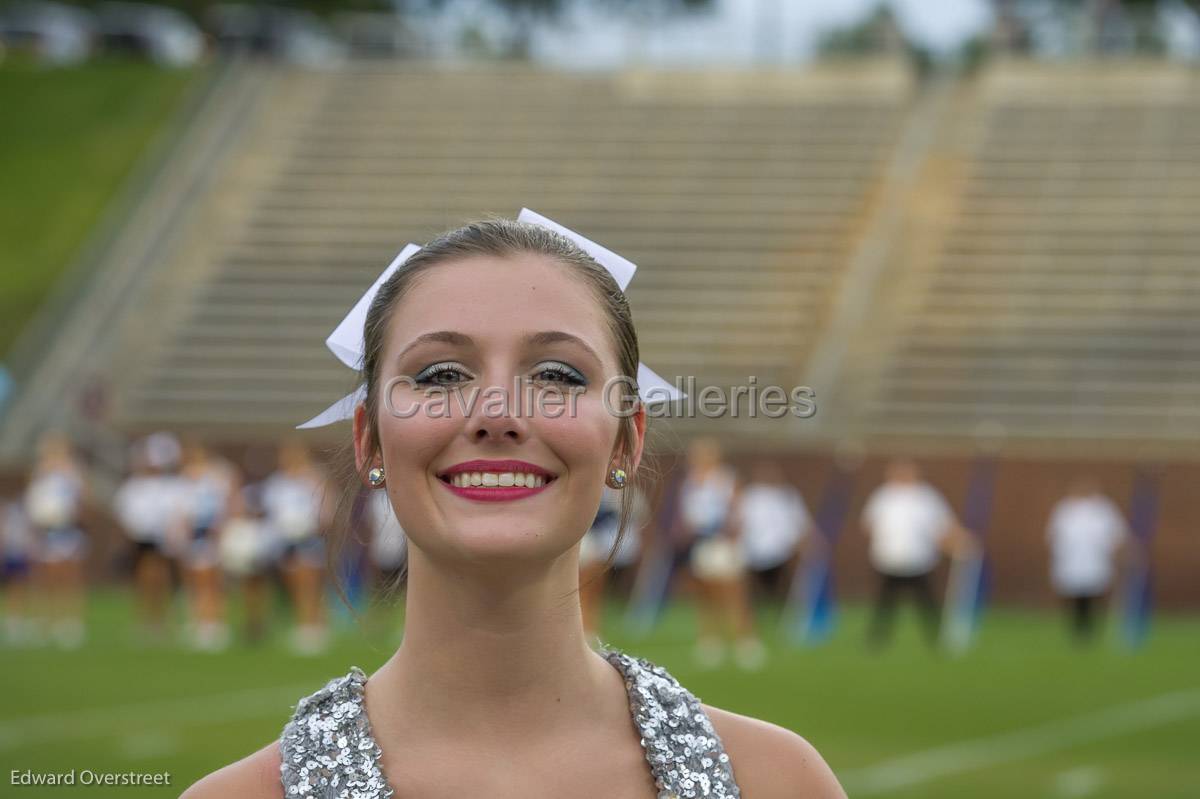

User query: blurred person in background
[860,458,974,651]
[364,485,408,642]
[735,459,822,607]
[1,497,36,646]
[607,481,647,597]
[25,431,90,649]
[113,431,186,645]
[1046,477,1130,645]
[673,437,764,670]
[218,482,277,645]
[177,438,241,652]
[261,438,332,655]
[579,483,621,645]
[581,482,648,639]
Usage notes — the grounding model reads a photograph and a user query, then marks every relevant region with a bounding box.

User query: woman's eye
[411,362,584,386]
[533,363,587,386]
[413,363,472,385]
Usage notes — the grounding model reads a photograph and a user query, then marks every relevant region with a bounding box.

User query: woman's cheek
[537,391,612,446]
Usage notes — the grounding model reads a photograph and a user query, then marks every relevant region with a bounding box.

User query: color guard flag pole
[940,455,996,655]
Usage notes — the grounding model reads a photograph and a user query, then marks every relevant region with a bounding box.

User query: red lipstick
[437,459,557,503]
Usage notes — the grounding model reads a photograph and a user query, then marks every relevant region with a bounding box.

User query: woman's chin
[431,526,569,566]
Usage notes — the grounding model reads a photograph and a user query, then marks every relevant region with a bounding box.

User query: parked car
[0,1,95,65]
[207,4,343,66]
[96,2,205,66]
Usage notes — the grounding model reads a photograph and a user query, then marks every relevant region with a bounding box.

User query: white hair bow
[297,208,684,429]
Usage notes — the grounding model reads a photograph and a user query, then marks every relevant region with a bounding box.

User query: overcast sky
[524,0,997,67]
[415,0,1200,65]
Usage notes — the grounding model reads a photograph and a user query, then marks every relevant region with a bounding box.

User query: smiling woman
[179,214,846,799]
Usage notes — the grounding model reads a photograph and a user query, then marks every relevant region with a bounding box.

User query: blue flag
[782,465,854,645]
[1119,468,1158,649]
[941,456,995,654]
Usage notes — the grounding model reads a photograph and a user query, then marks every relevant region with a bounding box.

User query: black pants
[868,571,940,649]
[1065,594,1103,643]
[748,563,789,605]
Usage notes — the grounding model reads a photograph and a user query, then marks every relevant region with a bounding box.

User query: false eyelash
[412,362,472,385]
[412,362,586,386]
[532,362,587,386]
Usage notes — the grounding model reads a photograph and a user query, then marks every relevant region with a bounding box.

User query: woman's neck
[366,546,624,747]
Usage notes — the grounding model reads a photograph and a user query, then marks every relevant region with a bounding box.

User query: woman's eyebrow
[396,330,602,366]
[396,331,473,363]
[524,331,602,366]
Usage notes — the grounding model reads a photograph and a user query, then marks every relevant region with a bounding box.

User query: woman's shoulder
[701,702,847,799]
[178,740,283,799]
[603,648,845,798]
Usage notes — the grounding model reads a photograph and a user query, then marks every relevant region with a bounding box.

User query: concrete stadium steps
[843,62,1200,448]
[115,62,910,436]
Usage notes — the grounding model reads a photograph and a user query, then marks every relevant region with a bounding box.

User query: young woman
[673,437,766,669]
[183,217,845,798]
[25,431,90,649]
[217,482,276,645]
[735,458,821,607]
[1045,477,1130,644]
[177,438,240,651]
[260,439,332,655]
[113,432,186,645]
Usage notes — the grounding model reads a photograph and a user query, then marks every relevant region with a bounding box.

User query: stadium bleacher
[829,61,1200,452]
[2,58,1199,605]
[90,61,912,438]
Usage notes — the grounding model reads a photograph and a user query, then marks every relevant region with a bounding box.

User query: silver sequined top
[279,646,741,799]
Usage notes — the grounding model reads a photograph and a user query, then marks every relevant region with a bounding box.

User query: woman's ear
[352,401,374,477]
[626,403,648,476]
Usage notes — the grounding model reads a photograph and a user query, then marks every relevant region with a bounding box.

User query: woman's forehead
[389,253,611,353]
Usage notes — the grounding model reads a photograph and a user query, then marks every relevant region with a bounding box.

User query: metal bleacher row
[104,61,912,442]
[5,59,1199,461]
[831,62,1200,453]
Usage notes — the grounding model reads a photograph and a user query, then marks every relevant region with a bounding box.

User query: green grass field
[0,59,198,356]
[2,588,1197,798]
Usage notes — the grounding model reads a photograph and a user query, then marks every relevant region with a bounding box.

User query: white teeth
[448,471,548,488]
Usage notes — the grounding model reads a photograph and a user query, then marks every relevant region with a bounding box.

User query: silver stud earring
[606,466,627,489]
[367,466,386,488]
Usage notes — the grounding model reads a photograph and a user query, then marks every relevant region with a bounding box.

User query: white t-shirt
[861,482,953,576]
[736,484,811,570]
[181,466,233,531]
[25,470,83,530]
[679,468,737,537]
[260,472,323,543]
[113,475,187,544]
[1046,495,1127,596]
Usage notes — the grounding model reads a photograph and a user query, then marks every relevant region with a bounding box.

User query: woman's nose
[463,374,531,442]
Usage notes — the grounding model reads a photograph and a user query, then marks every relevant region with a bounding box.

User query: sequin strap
[279,666,394,799]
[602,648,741,799]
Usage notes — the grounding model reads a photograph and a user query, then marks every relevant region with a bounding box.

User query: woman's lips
[437,474,555,503]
